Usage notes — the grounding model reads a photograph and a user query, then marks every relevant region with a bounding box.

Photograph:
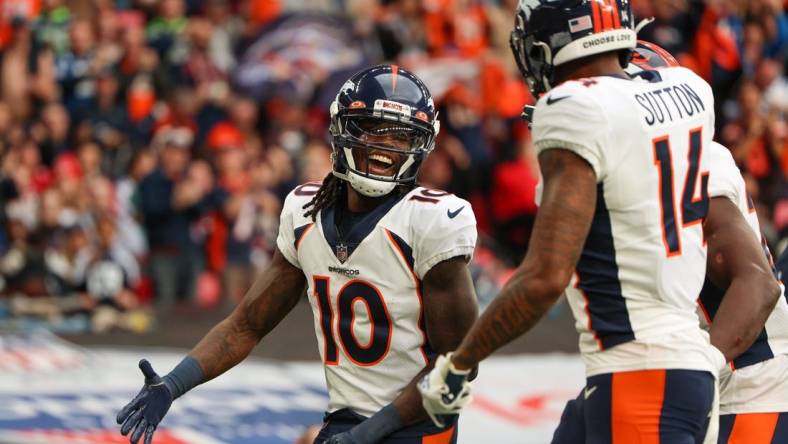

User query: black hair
[301,171,418,221]
[302,172,345,221]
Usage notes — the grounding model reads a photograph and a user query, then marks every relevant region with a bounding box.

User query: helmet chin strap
[348,172,397,197]
[339,146,416,198]
[534,40,554,93]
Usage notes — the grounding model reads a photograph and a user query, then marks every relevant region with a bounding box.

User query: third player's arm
[703,197,781,362]
[188,248,307,380]
[392,255,479,425]
[451,149,597,371]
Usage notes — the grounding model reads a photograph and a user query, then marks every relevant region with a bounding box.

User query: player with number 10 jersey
[278,182,475,419]
[116,64,478,444]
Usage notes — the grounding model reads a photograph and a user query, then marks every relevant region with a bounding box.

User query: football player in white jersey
[116,65,479,444]
[626,41,788,444]
[419,1,775,442]
[705,141,788,443]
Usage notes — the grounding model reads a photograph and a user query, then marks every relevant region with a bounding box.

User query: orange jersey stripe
[575,272,604,350]
[727,413,779,444]
[422,426,455,444]
[612,370,666,444]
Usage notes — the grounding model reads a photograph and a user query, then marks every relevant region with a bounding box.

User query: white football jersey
[532,67,723,376]
[276,183,476,417]
[703,141,788,412]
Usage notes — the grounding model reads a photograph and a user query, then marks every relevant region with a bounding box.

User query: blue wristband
[163,356,204,399]
[348,404,403,442]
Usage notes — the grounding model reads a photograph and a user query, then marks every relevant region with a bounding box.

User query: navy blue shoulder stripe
[294,223,314,251]
[576,184,635,350]
[385,229,415,273]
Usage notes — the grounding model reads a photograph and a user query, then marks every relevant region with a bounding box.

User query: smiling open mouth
[367,152,396,175]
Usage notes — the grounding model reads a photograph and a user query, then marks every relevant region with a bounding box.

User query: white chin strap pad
[348,171,397,197]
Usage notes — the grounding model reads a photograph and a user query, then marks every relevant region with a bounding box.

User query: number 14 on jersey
[653,127,709,257]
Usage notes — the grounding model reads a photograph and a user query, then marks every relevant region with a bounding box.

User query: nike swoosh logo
[546,95,571,105]
[447,206,465,219]
[584,385,597,399]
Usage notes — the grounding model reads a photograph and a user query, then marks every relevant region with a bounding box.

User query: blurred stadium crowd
[0,0,784,334]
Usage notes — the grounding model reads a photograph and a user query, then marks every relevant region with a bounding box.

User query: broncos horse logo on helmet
[510,0,637,97]
[329,64,440,198]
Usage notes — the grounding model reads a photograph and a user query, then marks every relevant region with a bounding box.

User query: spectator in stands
[55,19,99,119]
[36,103,71,167]
[138,126,216,307]
[0,0,782,334]
[81,212,140,305]
[34,0,71,56]
[204,122,254,304]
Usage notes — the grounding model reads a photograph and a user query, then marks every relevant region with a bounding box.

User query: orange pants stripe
[726,413,779,444]
[422,426,456,444]
[611,369,666,444]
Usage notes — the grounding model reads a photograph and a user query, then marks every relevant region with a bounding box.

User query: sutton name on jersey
[634,82,706,126]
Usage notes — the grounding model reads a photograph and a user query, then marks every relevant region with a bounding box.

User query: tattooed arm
[190,248,307,380]
[450,149,597,371]
[116,248,306,442]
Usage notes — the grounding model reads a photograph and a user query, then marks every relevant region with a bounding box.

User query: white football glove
[417,353,473,428]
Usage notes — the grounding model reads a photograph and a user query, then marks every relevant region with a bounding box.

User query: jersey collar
[320,192,405,263]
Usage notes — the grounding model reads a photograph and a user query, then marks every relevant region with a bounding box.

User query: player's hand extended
[417,353,473,428]
[325,431,362,444]
[116,359,174,444]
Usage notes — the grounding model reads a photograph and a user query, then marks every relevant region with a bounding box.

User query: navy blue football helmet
[329,64,440,197]
[510,0,636,97]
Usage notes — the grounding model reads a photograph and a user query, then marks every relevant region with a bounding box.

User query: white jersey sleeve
[276,190,301,268]
[276,183,322,269]
[707,141,744,204]
[531,84,609,181]
[411,193,477,279]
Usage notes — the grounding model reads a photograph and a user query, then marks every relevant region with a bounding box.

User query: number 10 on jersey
[313,276,393,366]
[653,127,709,257]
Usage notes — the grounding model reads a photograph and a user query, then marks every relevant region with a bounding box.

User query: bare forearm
[710,276,780,361]
[393,365,434,425]
[451,272,557,370]
[187,250,306,382]
[704,197,782,362]
[451,150,596,370]
[188,316,262,381]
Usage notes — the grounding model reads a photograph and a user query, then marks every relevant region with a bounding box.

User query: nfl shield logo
[336,244,349,263]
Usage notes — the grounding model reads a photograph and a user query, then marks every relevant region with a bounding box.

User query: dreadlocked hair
[301,171,418,220]
[302,172,344,221]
